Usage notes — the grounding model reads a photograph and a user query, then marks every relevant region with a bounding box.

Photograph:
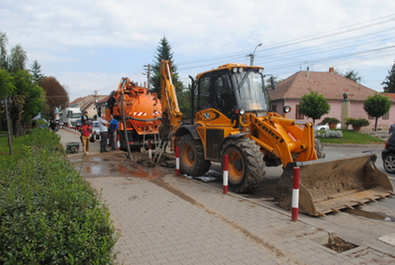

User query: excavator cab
[194,64,270,120]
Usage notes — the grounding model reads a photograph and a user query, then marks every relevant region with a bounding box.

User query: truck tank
[106,78,162,150]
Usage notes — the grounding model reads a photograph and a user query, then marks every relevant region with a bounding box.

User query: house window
[295,104,304,119]
[383,112,389,120]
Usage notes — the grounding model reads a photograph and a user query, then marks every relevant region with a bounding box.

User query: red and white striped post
[223,155,229,194]
[292,167,300,222]
[117,134,120,150]
[175,146,180,175]
[148,140,152,160]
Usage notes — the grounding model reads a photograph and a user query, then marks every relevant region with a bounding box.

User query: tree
[11,70,45,136]
[343,69,362,83]
[150,36,191,118]
[0,69,15,131]
[363,93,391,131]
[0,69,14,99]
[30,60,44,84]
[40,76,69,118]
[150,37,183,97]
[382,61,395,93]
[0,32,8,69]
[298,91,331,124]
[8,44,28,75]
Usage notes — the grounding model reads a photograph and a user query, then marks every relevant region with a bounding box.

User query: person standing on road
[81,111,88,124]
[108,114,118,151]
[49,120,57,131]
[80,119,92,155]
[98,114,109,153]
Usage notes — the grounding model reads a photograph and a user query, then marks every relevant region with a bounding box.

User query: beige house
[269,68,395,130]
[68,94,108,120]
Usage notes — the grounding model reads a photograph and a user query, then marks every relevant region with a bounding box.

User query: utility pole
[3,98,13,155]
[143,64,151,90]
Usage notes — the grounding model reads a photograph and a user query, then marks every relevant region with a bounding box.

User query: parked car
[313,122,341,131]
[382,132,395,173]
[389,124,395,134]
[92,121,101,140]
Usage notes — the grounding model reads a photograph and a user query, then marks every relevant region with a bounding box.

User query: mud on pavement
[68,150,175,179]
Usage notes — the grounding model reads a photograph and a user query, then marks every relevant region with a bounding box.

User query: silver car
[92,121,101,140]
[313,122,341,131]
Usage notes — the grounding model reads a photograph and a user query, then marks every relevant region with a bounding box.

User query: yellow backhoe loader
[157,60,394,216]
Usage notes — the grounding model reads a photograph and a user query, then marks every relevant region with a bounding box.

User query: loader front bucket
[276,152,394,216]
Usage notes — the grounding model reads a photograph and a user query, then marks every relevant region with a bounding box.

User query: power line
[176,14,395,75]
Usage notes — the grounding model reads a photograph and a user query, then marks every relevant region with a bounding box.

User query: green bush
[321,117,340,124]
[0,129,118,264]
[345,117,370,127]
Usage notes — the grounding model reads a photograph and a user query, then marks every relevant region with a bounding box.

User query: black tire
[221,137,265,193]
[179,134,211,176]
[383,152,395,173]
[314,138,326,159]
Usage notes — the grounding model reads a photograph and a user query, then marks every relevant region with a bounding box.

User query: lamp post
[247,43,262,66]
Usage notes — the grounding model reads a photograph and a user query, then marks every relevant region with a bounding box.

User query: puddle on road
[344,208,395,222]
[73,155,164,180]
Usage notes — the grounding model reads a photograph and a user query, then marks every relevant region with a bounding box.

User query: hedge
[0,129,118,264]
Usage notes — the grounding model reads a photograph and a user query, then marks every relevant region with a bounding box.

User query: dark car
[382,132,395,173]
[389,124,395,134]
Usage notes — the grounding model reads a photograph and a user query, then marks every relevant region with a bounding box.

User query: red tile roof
[270,71,383,101]
[69,97,84,105]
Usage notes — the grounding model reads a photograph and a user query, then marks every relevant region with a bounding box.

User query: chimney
[306,66,309,78]
[329,67,334,73]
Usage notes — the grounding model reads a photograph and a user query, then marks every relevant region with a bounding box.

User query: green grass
[317,130,386,144]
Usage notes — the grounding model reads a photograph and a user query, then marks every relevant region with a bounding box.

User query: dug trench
[68,149,385,254]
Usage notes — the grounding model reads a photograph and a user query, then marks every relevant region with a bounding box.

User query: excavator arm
[244,113,318,167]
[158,60,183,144]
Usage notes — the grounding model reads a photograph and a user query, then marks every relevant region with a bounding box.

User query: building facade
[269,68,395,130]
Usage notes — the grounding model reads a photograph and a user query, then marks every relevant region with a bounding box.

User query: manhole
[307,231,359,253]
[324,236,358,253]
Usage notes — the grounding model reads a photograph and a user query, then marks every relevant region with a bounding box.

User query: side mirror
[270,76,275,90]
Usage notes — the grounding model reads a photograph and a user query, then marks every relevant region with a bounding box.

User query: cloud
[1,0,395,99]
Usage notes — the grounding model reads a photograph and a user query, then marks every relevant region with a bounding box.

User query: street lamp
[247,43,262,66]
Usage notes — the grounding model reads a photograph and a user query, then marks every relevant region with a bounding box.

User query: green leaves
[382,62,395,93]
[363,93,391,118]
[0,129,118,264]
[0,69,15,98]
[299,91,331,123]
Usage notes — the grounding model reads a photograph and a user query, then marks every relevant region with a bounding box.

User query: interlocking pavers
[57,129,395,265]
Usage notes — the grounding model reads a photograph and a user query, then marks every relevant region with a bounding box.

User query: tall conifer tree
[382,61,395,93]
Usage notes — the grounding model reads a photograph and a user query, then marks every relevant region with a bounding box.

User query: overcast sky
[1,0,395,101]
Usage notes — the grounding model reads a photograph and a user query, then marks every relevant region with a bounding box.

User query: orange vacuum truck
[106,78,162,150]
[157,60,394,216]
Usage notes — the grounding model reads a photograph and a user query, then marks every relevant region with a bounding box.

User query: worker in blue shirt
[108,114,119,151]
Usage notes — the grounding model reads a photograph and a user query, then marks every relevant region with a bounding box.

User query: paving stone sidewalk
[59,129,395,264]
